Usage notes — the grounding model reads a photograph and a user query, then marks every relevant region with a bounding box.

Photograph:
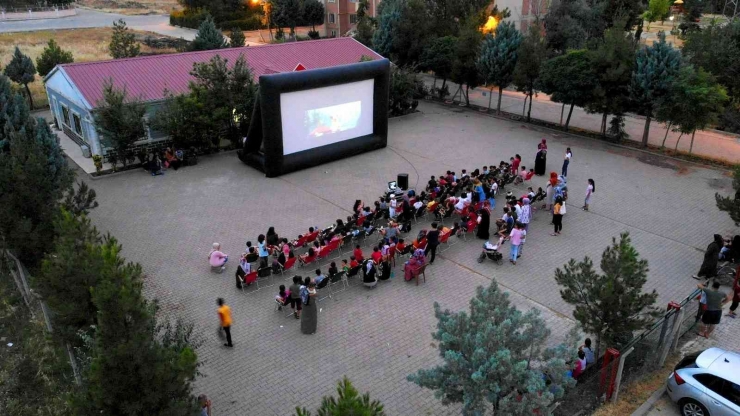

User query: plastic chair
[240,271,258,293]
[346,265,361,286]
[257,266,273,288]
[316,276,332,301]
[414,264,428,286]
[277,256,297,275]
[387,245,397,268]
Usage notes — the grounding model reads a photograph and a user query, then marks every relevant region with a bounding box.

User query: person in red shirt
[396,239,407,255]
[511,154,521,174]
[353,245,364,262]
[349,256,360,268]
[371,246,383,264]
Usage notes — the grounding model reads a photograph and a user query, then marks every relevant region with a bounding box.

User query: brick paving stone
[84,100,737,415]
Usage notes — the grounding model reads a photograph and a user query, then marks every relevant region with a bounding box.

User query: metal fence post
[671,307,686,352]
[611,347,634,403]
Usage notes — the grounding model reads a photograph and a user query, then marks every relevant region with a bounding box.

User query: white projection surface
[280,79,375,155]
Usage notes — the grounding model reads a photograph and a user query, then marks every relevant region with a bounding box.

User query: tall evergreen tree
[513,22,547,122]
[36,39,74,78]
[372,0,402,59]
[71,236,199,415]
[420,36,457,99]
[372,0,430,66]
[109,19,141,59]
[408,280,577,416]
[715,165,740,226]
[554,232,660,359]
[189,15,227,51]
[585,21,635,137]
[537,50,598,131]
[544,0,601,54]
[477,21,522,113]
[354,0,374,46]
[4,47,37,110]
[271,0,302,38]
[94,80,147,167]
[229,27,246,47]
[450,13,485,106]
[303,0,325,33]
[630,32,682,147]
[295,377,385,416]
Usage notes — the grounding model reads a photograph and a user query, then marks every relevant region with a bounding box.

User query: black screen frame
[239,59,390,177]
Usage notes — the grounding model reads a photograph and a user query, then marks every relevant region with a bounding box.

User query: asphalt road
[0,8,198,40]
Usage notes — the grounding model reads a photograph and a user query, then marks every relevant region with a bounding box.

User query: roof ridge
[60,38,360,68]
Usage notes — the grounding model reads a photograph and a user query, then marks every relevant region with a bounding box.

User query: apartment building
[323,0,379,37]
[492,0,548,31]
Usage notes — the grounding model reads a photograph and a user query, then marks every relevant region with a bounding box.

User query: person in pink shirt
[508,223,524,265]
[208,242,228,271]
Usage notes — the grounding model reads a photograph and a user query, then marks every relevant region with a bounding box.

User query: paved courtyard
[82,100,737,415]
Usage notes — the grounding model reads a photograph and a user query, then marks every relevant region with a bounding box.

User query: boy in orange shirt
[217,298,233,347]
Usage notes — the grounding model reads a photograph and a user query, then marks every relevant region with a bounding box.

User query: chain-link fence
[3,250,81,385]
[555,353,620,416]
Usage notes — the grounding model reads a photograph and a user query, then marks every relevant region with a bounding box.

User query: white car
[666,347,740,416]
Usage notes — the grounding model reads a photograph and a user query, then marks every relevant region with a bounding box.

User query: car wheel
[680,399,709,416]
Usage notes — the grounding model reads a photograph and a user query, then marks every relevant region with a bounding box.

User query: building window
[350,14,358,23]
[61,105,70,126]
[329,0,335,3]
[329,13,335,23]
[331,30,337,37]
[72,113,83,136]
[349,0,357,2]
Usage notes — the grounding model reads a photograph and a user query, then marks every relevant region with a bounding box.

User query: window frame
[330,30,337,37]
[350,13,358,24]
[328,13,335,23]
[71,112,83,137]
[61,104,70,126]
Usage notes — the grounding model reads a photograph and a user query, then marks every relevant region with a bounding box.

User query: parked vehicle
[666,347,740,416]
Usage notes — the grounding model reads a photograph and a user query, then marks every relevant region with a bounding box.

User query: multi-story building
[492,0,549,32]
[322,0,379,37]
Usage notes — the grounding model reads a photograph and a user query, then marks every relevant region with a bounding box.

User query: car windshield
[676,351,701,370]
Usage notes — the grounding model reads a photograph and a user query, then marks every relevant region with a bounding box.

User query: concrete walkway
[0,8,197,40]
[424,76,740,164]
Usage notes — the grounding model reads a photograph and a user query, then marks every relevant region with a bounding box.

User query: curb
[630,386,667,416]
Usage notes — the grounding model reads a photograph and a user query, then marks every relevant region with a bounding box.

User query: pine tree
[37,210,104,345]
[585,21,635,137]
[513,22,547,122]
[630,32,682,147]
[372,0,401,58]
[4,47,37,110]
[420,36,457,99]
[450,13,485,106]
[537,49,598,131]
[109,19,141,59]
[303,0,325,34]
[190,15,227,51]
[94,80,147,167]
[0,73,74,268]
[477,21,522,113]
[295,377,385,416]
[71,236,200,415]
[716,165,740,226]
[62,180,99,217]
[554,232,661,359]
[354,0,374,46]
[36,39,74,77]
[408,280,577,415]
[229,27,246,47]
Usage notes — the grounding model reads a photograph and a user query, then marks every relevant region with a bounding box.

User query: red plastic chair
[294,235,308,248]
[318,239,340,260]
[463,218,477,241]
[240,271,258,292]
[278,257,296,275]
[387,245,397,267]
[305,231,320,244]
[301,253,317,266]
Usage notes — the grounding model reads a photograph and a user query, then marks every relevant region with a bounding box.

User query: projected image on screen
[281,79,375,155]
[306,101,362,138]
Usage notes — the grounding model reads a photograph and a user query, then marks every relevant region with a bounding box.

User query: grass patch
[591,354,680,416]
[0,28,179,109]
[77,0,180,15]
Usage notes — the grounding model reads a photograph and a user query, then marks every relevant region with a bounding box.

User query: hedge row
[169,8,209,29]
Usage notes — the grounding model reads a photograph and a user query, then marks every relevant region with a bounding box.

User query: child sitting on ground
[275,284,290,311]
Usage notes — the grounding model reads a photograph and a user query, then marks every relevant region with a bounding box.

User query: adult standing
[544,172,558,210]
[217,298,233,347]
[520,198,531,231]
[728,266,740,318]
[697,281,729,338]
[693,235,724,280]
[476,206,491,240]
[551,196,564,236]
[198,394,212,416]
[257,234,269,268]
[562,147,572,177]
[266,226,280,246]
[534,139,548,176]
[583,179,595,211]
[301,280,318,334]
[425,222,441,264]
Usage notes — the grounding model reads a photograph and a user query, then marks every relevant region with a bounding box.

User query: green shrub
[307,30,320,39]
[169,8,209,29]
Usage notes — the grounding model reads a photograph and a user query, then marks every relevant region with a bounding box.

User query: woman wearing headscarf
[404,249,426,281]
[476,204,491,240]
[520,198,532,231]
[693,234,725,280]
[474,179,486,206]
[534,139,548,175]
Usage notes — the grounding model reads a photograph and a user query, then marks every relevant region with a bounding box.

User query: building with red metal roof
[43,37,382,156]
